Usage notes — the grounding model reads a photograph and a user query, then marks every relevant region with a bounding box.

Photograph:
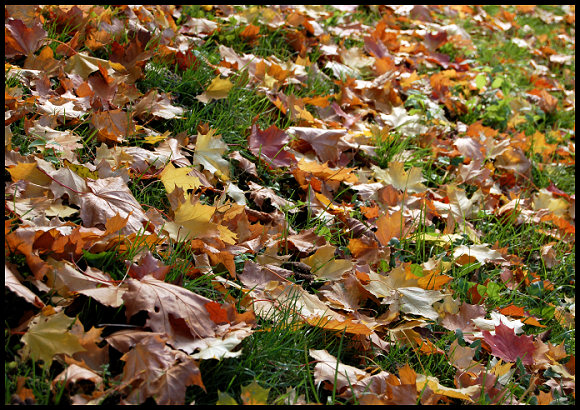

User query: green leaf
[491,77,504,88]
[475,73,487,89]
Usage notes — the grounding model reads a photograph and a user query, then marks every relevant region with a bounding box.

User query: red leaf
[248,124,296,168]
[5,19,47,58]
[482,322,536,365]
[205,301,230,325]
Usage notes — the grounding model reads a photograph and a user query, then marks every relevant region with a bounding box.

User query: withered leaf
[122,275,217,350]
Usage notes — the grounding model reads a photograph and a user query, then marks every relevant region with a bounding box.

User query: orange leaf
[204,301,230,325]
[306,316,372,336]
[375,210,404,246]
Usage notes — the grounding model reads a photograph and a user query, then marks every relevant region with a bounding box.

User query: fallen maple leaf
[22,310,85,366]
[240,381,271,405]
[90,109,134,144]
[375,210,405,246]
[119,333,204,405]
[173,196,237,245]
[300,244,353,280]
[482,322,536,365]
[133,90,185,120]
[196,75,234,103]
[248,123,297,168]
[5,19,47,58]
[289,126,348,164]
[453,244,505,265]
[5,263,45,308]
[122,275,217,351]
[160,162,201,196]
[79,176,150,235]
[372,162,427,193]
[193,128,230,181]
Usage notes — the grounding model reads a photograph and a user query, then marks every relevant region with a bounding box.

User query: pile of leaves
[5,5,575,405]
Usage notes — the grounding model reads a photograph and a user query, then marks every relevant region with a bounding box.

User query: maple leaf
[305,316,372,336]
[5,263,45,308]
[372,162,427,193]
[53,364,103,393]
[482,322,536,365]
[375,210,405,246]
[64,52,126,80]
[160,162,201,196]
[22,310,85,366]
[126,251,170,281]
[45,258,126,308]
[90,109,135,145]
[248,124,296,168]
[289,126,348,165]
[119,333,204,405]
[173,197,237,245]
[192,128,230,181]
[416,374,479,402]
[398,287,447,320]
[196,75,234,103]
[240,381,271,405]
[133,90,185,120]
[79,177,150,235]
[122,275,217,351]
[309,349,368,393]
[300,244,354,280]
[247,181,294,211]
[189,327,253,360]
[453,244,505,265]
[381,105,428,136]
[5,19,47,58]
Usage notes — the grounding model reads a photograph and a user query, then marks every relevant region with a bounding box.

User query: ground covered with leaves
[4,5,575,405]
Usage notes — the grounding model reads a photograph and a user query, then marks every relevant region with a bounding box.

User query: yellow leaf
[160,162,201,196]
[491,359,514,378]
[416,374,478,401]
[63,159,99,179]
[240,381,270,405]
[301,244,354,280]
[174,197,236,245]
[216,390,238,405]
[193,129,230,181]
[296,158,358,184]
[306,316,372,336]
[197,76,234,103]
[22,310,85,367]
[143,130,171,145]
[7,162,51,185]
[372,162,426,193]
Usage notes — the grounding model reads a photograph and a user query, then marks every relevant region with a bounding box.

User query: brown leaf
[375,210,405,246]
[289,127,347,165]
[91,109,134,145]
[5,263,45,308]
[5,19,47,58]
[122,275,217,351]
[79,177,150,235]
[134,90,185,120]
[247,181,294,211]
[120,333,204,405]
[126,251,170,281]
[45,259,126,308]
